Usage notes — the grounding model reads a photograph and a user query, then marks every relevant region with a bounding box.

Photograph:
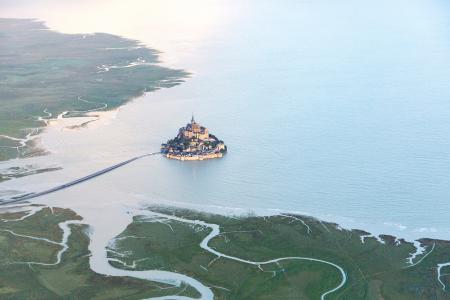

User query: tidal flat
[0,205,200,299]
[2,204,450,299]
[0,18,187,163]
[108,207,450,299]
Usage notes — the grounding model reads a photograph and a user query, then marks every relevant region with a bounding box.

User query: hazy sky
[0,0,242,65]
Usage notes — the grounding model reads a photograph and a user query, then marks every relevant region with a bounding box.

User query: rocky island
[161,116,227,160]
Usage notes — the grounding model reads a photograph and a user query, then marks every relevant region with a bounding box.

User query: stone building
[179,115,210,140]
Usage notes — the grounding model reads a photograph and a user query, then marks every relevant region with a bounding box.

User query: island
[161,116,227,160]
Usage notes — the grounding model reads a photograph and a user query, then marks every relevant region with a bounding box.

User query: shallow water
[2,0,450,242]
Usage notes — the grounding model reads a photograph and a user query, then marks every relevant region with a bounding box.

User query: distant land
[0,18,188,164]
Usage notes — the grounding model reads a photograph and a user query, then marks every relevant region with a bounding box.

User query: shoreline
[1,125,449,249]
[0,17,188,163]
[2,202,448,299]
[165,152,224,161]
[1,144,449,245]
[0,12,446,282]
[1,141,447,245]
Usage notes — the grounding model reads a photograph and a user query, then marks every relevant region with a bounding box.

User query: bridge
[0,152,161,206]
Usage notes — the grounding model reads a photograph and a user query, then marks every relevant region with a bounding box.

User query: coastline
[165,152,224,161]
[0,2,448,298]
[0,18,188,163]
[1,3,449,246]
[1,96,450,250]
[2,203,449,299]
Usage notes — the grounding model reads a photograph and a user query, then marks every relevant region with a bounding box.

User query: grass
[0,206,200,299]
[0,18,188,162]
[2,204,450,299]
[108,207,450,299]
[0,166,62,184]
[108,212,344,299]
[1,207,79,241]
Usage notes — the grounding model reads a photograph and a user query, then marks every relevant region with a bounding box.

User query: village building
[161,115,227,160]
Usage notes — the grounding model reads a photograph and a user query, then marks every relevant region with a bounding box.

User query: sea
[2,0,450,242]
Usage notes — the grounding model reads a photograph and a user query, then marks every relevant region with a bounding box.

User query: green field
[109,207,450,300]
[0,206,200,299]
[0,18,187,162]
[2,205,450,299]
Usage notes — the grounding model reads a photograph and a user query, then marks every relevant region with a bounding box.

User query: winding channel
[132,210,348,300]
[0,152,348,299]
[2,147,448,298]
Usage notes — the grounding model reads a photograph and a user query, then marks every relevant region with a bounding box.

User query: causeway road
[0,152,161,206]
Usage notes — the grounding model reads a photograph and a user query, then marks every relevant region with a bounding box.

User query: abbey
[180,115,210,140]
[161,116,227,160]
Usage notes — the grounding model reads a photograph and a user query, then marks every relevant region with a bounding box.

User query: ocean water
[2,0,450,241]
